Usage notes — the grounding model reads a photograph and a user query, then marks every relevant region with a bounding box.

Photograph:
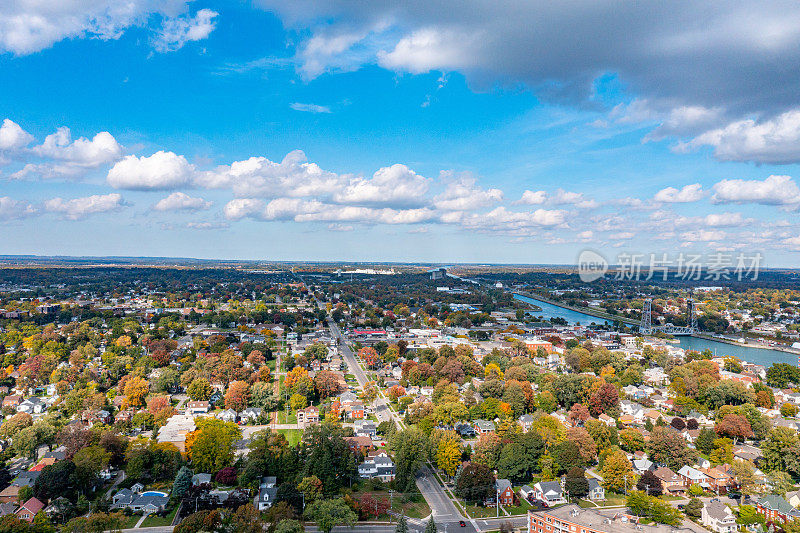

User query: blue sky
[2,1,800,265]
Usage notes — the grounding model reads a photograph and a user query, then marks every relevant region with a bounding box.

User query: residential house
[733,444,763,463]
[240,407,262,423]
[251,478,278,511]
[0,502,17,517]
[473,420,495,434]
[2,395,22,410]
[344,436,374,455]
[358,451,396,482]
[111,489,135,509]
[586,479,605,501]
[192,473,212,486]
[354,420,377,438]
[704,466,735,494]
[115,409,134,424]
[756,495,800,523]
[217,409,238,423]
[520,485,536,502]
[297,406,320,427]
[786,491,800,509]
[255,485,277,511]
[17,397,45,414]
[632,458,654,475]
[496,479,516,506]
[598,413,615,427]
[678,465,709,490]
[701,502,738,533]
[14,498,44,522]
[532,481,567,506]
[456,423,476,438]
[186,401,210,414]
[0,486,19,504]
[345,401,365,420]
[653,467,684,494]
[129,493,169,514]
[519,414,535,432]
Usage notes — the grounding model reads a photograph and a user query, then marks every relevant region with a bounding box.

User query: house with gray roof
[532,481,567,506]
[701,502,737,533]
[254,486,277,511]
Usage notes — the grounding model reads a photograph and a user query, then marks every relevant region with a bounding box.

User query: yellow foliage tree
[124,376,149,408]
[436,436,461,478]
[115,335,132,347]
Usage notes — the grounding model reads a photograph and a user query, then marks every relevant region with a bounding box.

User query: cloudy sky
[2,1,800,265]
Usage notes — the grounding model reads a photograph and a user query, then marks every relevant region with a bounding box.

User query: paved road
[325,318,471,530]
[304,279,521,532]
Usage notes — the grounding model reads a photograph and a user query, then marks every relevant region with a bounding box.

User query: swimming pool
[141,491,168,497]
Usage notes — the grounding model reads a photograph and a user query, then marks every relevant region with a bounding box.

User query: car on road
[459,521,466,527]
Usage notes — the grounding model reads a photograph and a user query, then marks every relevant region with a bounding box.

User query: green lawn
[398,493,431,519]
[504,496,532,516]
[275,409,298,424]
[596,493,627,507]
[277,428,303,446]
[141,507,178,527]
[462,503,501,518]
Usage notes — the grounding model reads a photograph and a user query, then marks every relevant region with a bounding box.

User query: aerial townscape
[3,2,800,533]
[0,263,799,533]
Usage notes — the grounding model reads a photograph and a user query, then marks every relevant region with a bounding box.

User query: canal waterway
[514,293,795,367]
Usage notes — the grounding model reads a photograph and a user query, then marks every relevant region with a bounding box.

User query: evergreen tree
[425,519,438,533]
[172,466,193,499]
[395,516,408,533]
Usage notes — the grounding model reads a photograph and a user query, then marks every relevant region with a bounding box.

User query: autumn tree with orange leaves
[359,347,379,369]
[124,377,149,408]
[225,380,251,411]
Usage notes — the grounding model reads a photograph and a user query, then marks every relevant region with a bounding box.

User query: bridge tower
[687,298,698,332]
[640,298,653,334]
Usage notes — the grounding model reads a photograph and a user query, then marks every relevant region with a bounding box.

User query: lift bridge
[639,298,698,335]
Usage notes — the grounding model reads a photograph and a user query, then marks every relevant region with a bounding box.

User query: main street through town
[298,276,527,533]
[298,278,487,532]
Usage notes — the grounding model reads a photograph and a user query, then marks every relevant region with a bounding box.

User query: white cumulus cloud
[108,151,195,190]
[44,193,124,220]
[334,164,430,207]
[678,110,800,164]
[153,192,211,211]
[433,176,503,211]
[0,119,33,151]
[712,175,800,209]
[653,183,704,203]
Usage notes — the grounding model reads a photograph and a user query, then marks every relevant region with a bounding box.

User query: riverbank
[513,291,640,326]
[692,332,800,355]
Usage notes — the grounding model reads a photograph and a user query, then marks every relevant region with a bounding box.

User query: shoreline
[691,332,800,355]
